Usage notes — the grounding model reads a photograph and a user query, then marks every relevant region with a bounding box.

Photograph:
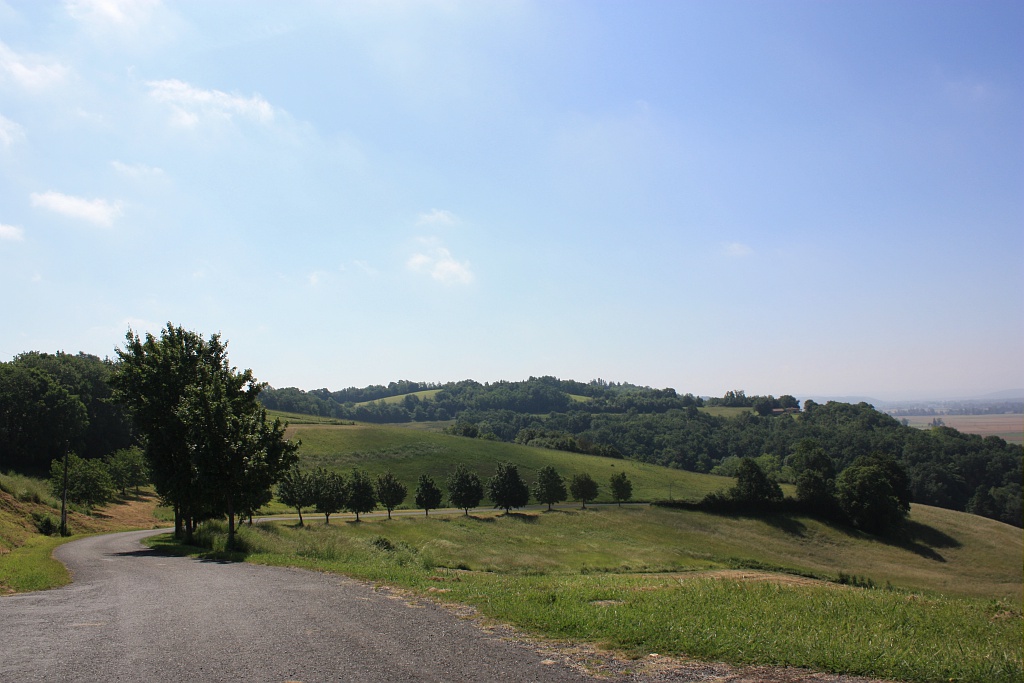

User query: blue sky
[1,1,1021,400]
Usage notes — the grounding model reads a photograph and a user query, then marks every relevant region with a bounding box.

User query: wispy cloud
[147,79,276,127]
[0,223,25,241]
[30,191,123,227]
[0,41,69,89]
[723,242,753,258]
[111,160,165,178]
[417,208,457,226]
[407,242,473,285]
[65,0,162,27]
[0,114,25,147]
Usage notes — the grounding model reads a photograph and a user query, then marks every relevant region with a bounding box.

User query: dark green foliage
[277,467,314,525]
[569,472,599,508]
[5,352,133,466]
[835,455,911,533]
[531,465,567,511]
[0,363,89,475]
[31,511,60,536]
[310,467,347,524]
[795,469,837,513]
[414,474,443,516]
[487,461,530,513]
[49,453,114,509]
[445,464,483,515]
[104,447,148,495]
[374,470,407,519]
[345,468,376,521]
[730,458,783,504]
[609,471,632,506]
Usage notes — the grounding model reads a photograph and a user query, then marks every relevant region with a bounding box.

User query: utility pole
[60,445,69,536]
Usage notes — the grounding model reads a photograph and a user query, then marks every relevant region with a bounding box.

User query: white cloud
[417,208,457,226]
[147,79,276,127]
[111,160,164,177]
[30,191,123,227]
[65,0,162,26]
[0,41,69,89]
[0,113,24,147]
[723,242,753,258]
[0,223,24,241]
[407,243,473,285]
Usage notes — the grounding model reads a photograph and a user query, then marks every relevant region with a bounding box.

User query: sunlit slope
[283,422,732,503]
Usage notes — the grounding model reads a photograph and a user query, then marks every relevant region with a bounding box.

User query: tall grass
[0,471,58,507]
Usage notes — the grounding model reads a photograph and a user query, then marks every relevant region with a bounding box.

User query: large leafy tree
[729,458,783,505]
[111,323,297,542]
[531,465,566,511]
[446,464,484,515]
[487,461,530,513]
[835,454,911,534]
[415,474,443,516]
[375,471,407,519]
[569,472,599,508]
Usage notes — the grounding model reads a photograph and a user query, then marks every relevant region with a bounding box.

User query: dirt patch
[667,569,834,589]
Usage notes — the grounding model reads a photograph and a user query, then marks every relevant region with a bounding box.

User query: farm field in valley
[900,413,1023,444]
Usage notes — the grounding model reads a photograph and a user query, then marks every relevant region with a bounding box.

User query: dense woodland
[260,377,1022,527]
[2,355,1020,528]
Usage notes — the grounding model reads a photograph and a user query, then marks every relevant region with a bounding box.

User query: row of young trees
[276,463,635,524]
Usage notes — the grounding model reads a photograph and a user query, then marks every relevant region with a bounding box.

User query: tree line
[275,462,634,524]
[447,401,1022,527]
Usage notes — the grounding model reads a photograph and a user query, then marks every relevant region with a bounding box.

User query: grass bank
[147,504,1022,683]
[1,472,170,594]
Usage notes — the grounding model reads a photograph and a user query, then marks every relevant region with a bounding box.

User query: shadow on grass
[141,536,248,564]
[503,512,539,523]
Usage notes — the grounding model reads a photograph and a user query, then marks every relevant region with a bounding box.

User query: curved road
[0,530,595,683]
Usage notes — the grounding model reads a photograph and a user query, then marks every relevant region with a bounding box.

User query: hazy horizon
[2,1,1021,401]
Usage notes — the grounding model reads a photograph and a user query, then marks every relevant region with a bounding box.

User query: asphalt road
[0,529,596,683]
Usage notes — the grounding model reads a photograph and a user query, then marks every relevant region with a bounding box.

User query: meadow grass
[149,504,1023,683]
[282,422,732,504]
[0,533,71,592]
[354,389,441,406]
[0,470,59,508]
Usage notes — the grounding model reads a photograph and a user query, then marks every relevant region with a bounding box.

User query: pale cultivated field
[901,414,1023,444]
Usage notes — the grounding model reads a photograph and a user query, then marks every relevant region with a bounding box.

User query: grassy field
[281,421,734,505]
[354,389,441,406]
[151,502,1023,683]
[900,413,1023,444]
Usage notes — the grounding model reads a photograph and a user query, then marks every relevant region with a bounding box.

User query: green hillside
[282,421,734,503]
[354,389,441,406]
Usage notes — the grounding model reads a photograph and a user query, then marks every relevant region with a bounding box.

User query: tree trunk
[227,499,236,550]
